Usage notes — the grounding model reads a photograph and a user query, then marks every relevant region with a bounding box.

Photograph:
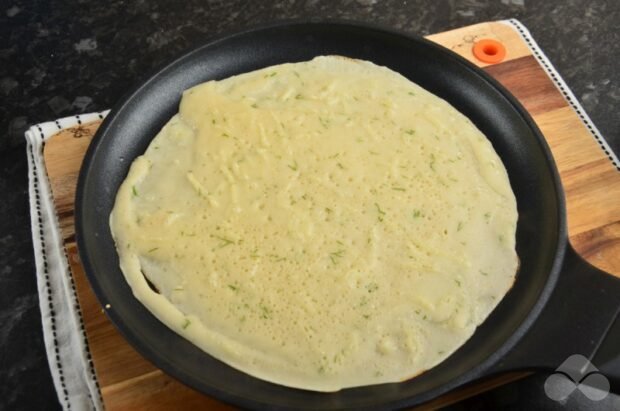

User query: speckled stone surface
[1,1,618,410]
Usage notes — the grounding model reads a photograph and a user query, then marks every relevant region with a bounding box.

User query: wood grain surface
[43,21,620,410]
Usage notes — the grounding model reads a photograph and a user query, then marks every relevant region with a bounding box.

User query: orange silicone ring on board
[472,39,506,64]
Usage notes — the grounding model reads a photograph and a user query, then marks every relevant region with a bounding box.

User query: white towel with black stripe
[26,112,108,411]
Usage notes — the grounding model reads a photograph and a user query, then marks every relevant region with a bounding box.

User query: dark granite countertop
[1,1,618,410]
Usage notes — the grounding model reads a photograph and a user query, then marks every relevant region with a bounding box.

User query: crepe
[109,56,518,391]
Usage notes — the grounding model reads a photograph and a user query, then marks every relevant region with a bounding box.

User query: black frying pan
[76,21,620,409]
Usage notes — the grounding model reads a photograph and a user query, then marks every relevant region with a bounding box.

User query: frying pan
[75,21,620,409]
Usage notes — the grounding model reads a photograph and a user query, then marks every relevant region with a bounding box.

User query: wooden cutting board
[43,21,620,410]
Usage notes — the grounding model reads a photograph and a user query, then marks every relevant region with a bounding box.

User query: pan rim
[75,19,567,410]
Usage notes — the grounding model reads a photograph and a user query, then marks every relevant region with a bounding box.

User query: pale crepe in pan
[110,56,518,391]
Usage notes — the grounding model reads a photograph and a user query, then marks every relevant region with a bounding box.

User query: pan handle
[492,245,620,389]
